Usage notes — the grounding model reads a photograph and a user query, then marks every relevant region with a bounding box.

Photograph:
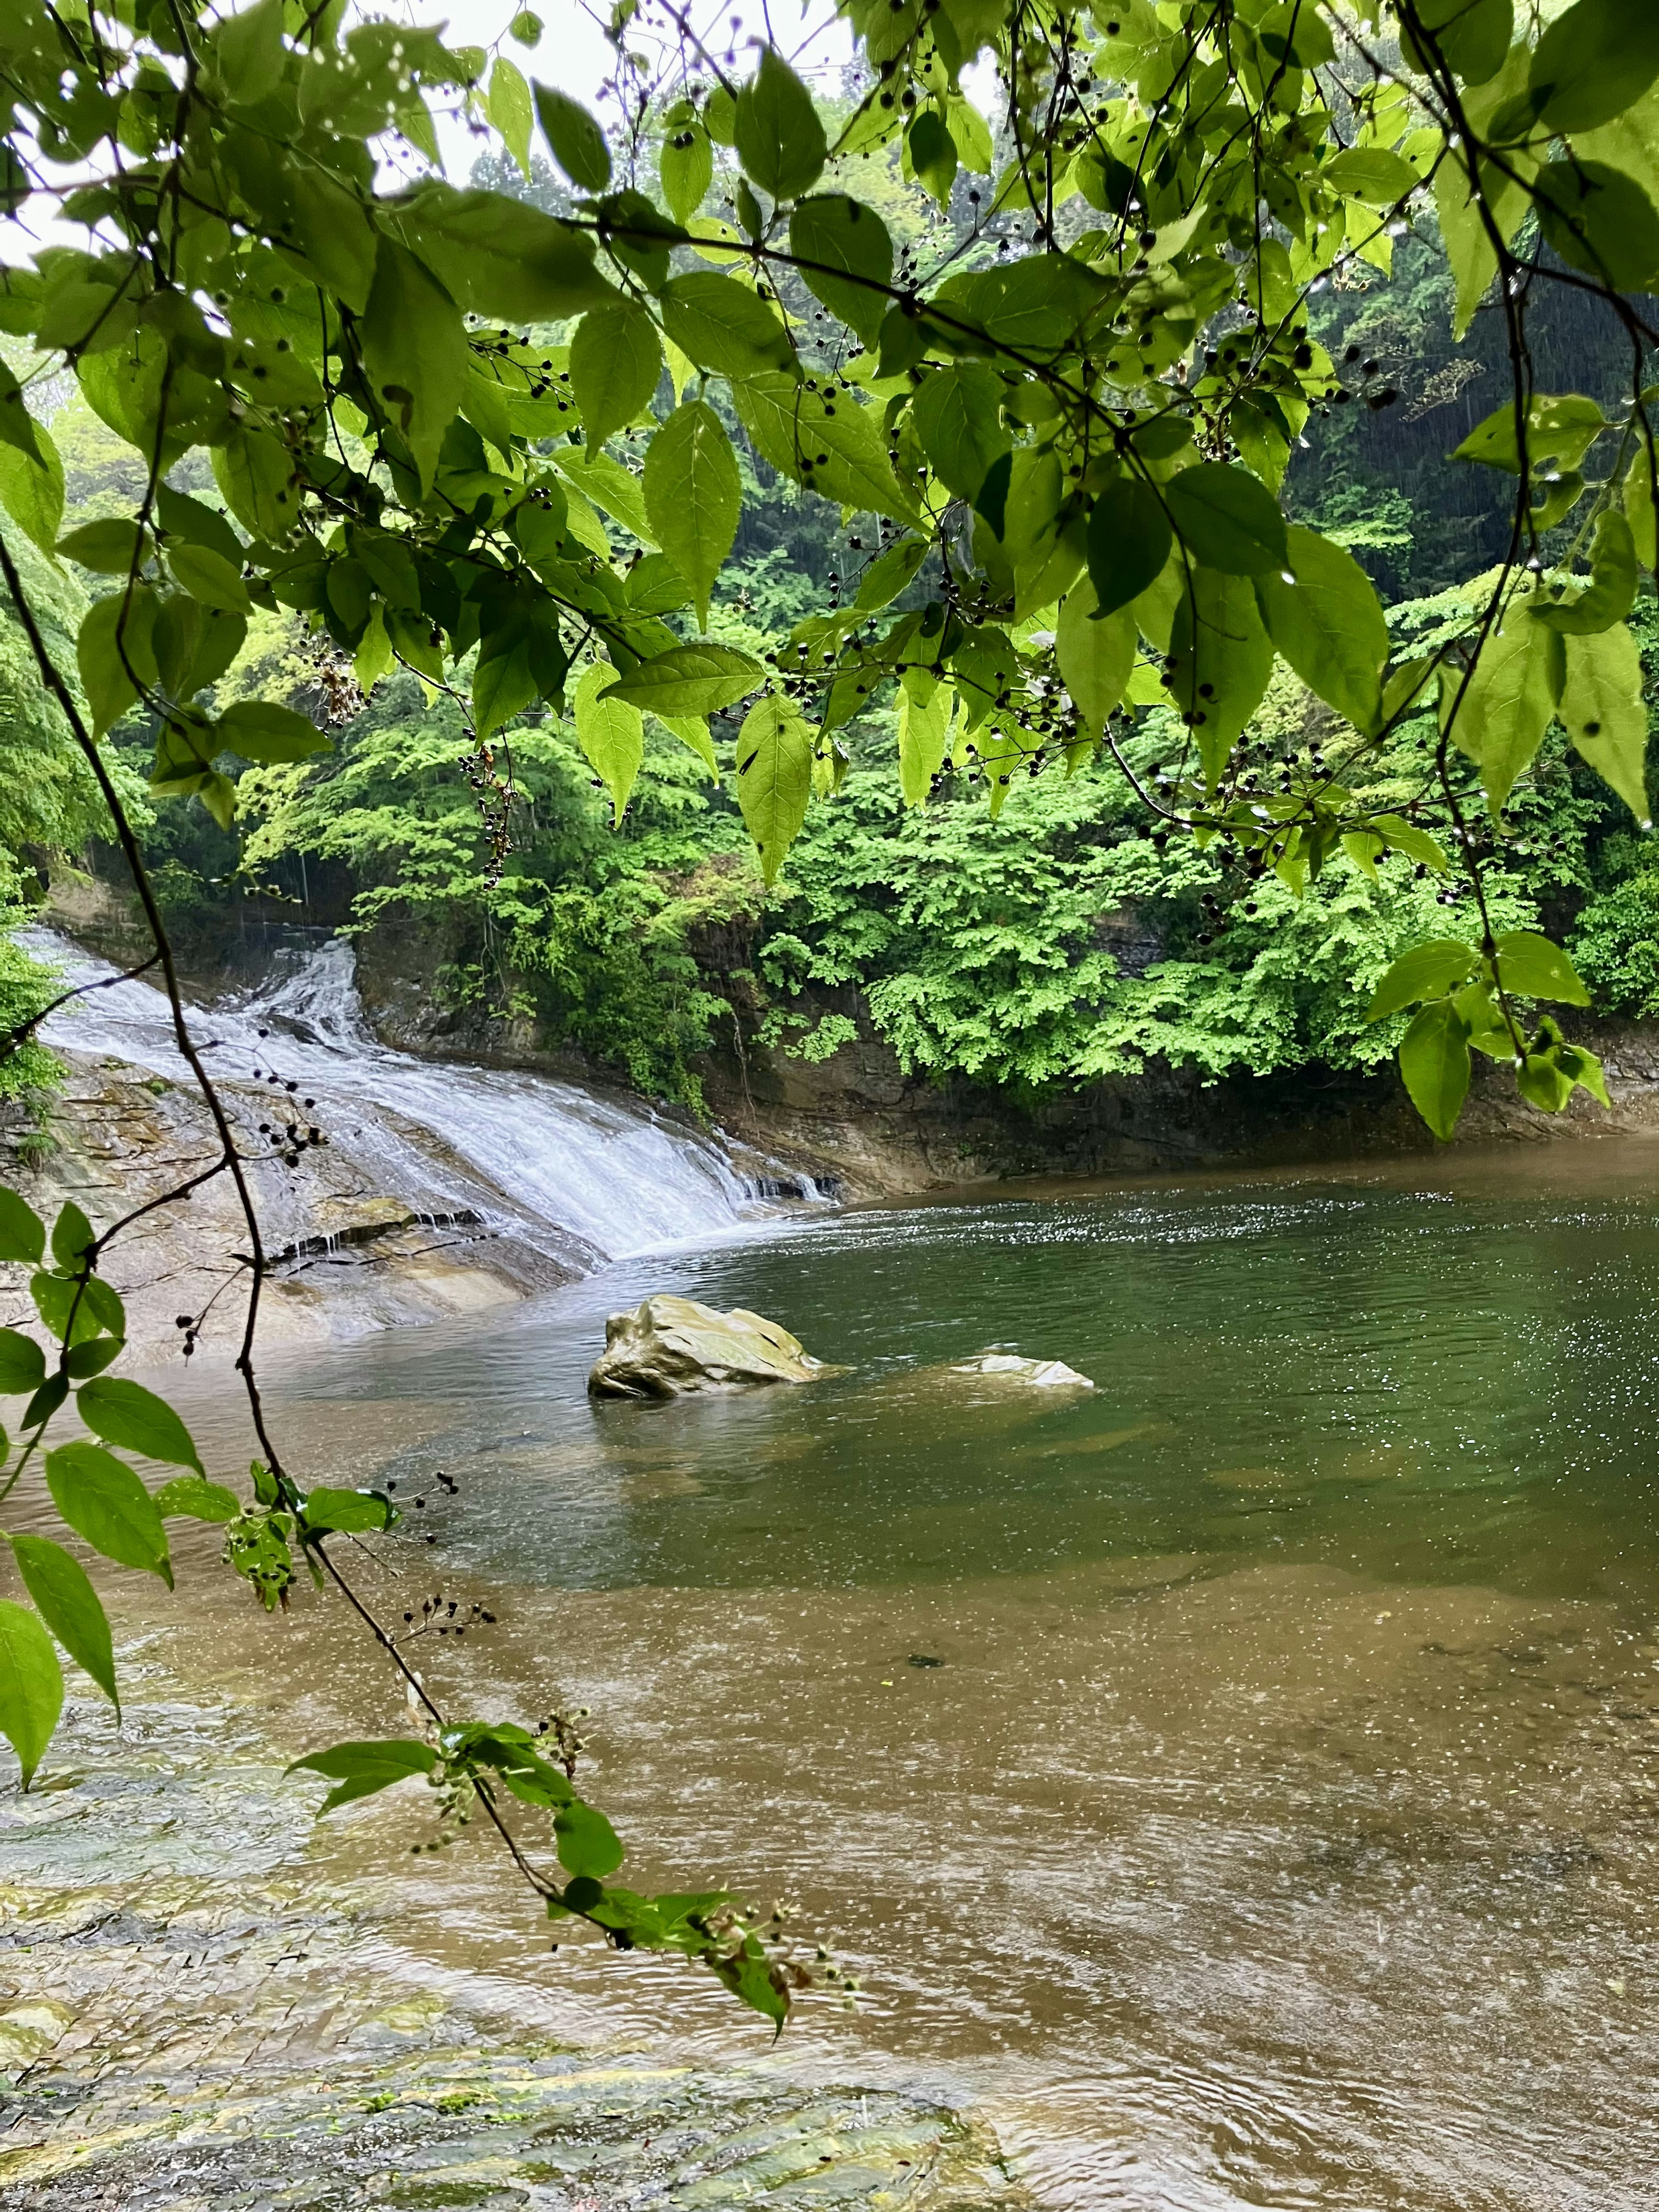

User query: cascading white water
[26,928,768,1270]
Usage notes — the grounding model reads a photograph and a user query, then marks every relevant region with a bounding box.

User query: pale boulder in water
[588,1294,830,1398]
[951,1352,1095,1388]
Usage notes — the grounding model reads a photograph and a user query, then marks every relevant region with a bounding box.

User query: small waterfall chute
[25,928,771,1269]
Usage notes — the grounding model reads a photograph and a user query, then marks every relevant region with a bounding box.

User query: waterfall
[25,928,780,1272]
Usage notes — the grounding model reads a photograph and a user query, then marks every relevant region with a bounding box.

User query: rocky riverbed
[0,1652,1025,2210]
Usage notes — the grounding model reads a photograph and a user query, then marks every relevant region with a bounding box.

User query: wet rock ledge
[0,1685,1029,2212]
[0,1050,582,1360]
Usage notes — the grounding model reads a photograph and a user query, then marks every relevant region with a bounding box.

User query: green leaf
[1529,0,1659,133]
[658,272,795,378]
[570,301,663,460]
[1517,1052,1574,1114]
[1533,509,1638,636]
[661,122,715,225]
[10,1535,117,1708]
[0,361,42,464]
[533,83,611,192]
[1626,449,1657,569]
[0,1190,44,1265]
[168,543,250,614]
[711,1937,788,2028]
[360,238,467,494]
[1367,814,1448,873]
[1398,999,1471,1140]
[907,108,958,207]
[285,167,379,315]
[404,186,611,321]
[153,1474,242,1522]
[289,1737,439,1815]
[554,1795,626,1878]
[76,1374,202,1470]
[302,1487,396,1534]
[601,642,761,715]
[654,713,718,774]
[1532,160,1659,291]
[1322,147,1420,207]
[1453,394,1607,475]
[550,448,656,547]
[1560,620,1651,822]
[736,692,814,882]
[1556,1040,1612,1108]
[574,660,645,824]
[1366,939,1480,1020]
[63,1337,122,1380]
[471,622,541,741]
[1411,0,1514,83]
[212,428,297,540]
[1489,931,1591,1004]
[0,1328,47,1395]
[0,423,64,559]
[1056,579,1135,736]
[0,1600,62,1791]
[898,672,951,805]
[57,518,146,574]
[1254,526,1390,730]
[1165,463,1288,575]
[44,1441,172,1585]
[1086,477,1173,619]
[856,535,929,610]
[733,373,919,524]
[215,0,286,102]
[734,48,826,201]
[217,699,330,765]
[51,1201,94,1272]
[642,400,741,631]
[1166,568,1275,788]
[911,364,1011,505]
[1447,592,1564,815]
[788,196,893,344]
[34,1271,122,1353]
[488,55,535,181]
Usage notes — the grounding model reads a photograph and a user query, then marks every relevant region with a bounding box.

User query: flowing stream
[6,972,1659,2203]
[28,927,772,1273]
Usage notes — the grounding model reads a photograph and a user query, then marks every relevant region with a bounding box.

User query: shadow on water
[8,1141,1659,2206]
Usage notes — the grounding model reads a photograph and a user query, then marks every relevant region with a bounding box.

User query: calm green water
[284,1150,1659,1605]
[60,1147,1659,2206]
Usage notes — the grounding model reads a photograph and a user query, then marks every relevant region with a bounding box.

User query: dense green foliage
[13,38,1647,1117]
[2,0,1659,2030]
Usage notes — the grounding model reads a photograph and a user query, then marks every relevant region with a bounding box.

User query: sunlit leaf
[0,1600,62,1791]
[45,1440,171,1584]
[10,1535,117,1708]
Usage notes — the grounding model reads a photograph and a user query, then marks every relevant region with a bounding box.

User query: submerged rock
[589,1294,830,1398]
[950,1352,1095,1389]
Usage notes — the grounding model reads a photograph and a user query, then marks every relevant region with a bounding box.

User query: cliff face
[685,996,1659,1197]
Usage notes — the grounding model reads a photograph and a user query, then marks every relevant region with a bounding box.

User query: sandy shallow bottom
[3,1522,1656,2209]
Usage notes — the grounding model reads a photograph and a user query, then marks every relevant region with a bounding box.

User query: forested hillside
[4,81,1655,1122]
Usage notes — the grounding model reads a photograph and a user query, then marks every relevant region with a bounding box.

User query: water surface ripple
[29,1148,1659,2205]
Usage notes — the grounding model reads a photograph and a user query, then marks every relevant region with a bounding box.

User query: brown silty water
[3,1142,1659,2205]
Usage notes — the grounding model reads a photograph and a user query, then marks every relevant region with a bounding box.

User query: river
[5,1142,1659,2204]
